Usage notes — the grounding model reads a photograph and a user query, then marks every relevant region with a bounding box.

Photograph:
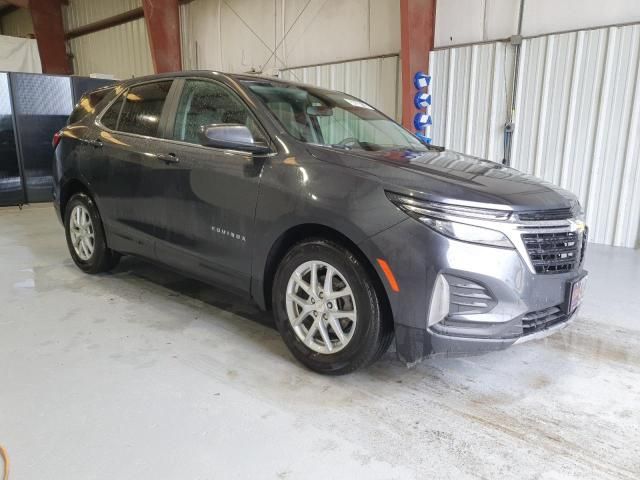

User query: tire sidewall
[273,240,381,373]
[64,193,109,273]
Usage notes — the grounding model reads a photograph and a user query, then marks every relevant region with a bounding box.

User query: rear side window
[69,88,112,124]
[100,95,124,130]
[117,81,172,137]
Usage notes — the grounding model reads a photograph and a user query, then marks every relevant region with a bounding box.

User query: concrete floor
[1,204,639,480]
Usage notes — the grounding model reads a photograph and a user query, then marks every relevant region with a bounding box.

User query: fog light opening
[428,274,450,327]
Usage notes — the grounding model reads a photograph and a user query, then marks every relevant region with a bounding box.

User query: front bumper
[359,218,586,364]
[394,306,578,364]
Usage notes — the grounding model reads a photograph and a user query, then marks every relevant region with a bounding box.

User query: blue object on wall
[413,92,432,109]
[413,71,431,90]
[415,132,432,144]
[413,112,429,130]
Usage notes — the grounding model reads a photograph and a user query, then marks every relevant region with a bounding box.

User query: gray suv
[53,72,588,374]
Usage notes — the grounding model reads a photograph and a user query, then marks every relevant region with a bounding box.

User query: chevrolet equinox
[53,72,588,374]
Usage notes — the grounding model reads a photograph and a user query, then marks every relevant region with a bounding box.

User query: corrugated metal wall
[280,56,401,122]
[64,0,153,79]
[430,42,514,162]
[0,8,33,37]
[430,24,640,248]
[68,19,153,79]
[512,26,640,247]
[64,0,141,30]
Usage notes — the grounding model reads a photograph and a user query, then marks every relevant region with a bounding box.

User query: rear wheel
[272,239,393,375]
[64,193,120,274]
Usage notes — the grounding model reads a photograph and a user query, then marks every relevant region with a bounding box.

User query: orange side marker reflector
[377,258,400,292]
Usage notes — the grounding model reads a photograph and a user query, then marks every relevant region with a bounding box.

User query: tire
[64,193,120,274]
[272,239,393,375]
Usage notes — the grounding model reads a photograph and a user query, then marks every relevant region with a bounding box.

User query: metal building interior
[0,1,639,479]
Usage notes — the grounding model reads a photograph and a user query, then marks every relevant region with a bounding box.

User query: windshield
[243,80,428,152]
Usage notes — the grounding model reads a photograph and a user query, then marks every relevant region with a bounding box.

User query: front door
[151,79,269,293]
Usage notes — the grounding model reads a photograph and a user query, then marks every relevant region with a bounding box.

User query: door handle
[86,139,103,148]
[157,153,179,164]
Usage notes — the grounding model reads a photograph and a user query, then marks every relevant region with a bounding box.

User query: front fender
[249,153,406,308]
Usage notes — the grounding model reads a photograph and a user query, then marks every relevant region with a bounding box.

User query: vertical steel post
[29,0,72,74]
[143,0,182,73]
[400,0,437,131]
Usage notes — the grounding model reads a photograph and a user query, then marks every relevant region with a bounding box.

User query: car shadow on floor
[110,255,277,330]
[105,255,403,371]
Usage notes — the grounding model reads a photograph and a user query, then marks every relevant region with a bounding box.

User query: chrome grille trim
[517,208,574,221]
[522,230,582,274]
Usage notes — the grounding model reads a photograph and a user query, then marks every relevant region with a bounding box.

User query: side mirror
[198,124,271,154]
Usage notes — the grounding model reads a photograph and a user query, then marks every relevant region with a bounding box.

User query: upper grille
[521,306,568,335]
[522,230,586,274]
[517,208,573,221]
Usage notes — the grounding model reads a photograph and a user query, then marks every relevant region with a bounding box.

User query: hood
[308,146,578,212]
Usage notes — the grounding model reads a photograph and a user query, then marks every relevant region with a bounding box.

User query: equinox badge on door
[211,225,246,242]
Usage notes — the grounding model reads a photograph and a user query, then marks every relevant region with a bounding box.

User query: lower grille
[444,274,496,315]
[521,306,568,335]
[522,230,586,274]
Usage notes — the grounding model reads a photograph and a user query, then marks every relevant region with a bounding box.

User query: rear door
[149,78,270,293]
[88,80,175,257]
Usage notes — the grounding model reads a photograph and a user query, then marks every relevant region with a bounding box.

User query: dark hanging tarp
[0,72,113,207]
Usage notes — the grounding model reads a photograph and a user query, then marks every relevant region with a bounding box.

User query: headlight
[420,217,514,248]
[386,192,515,249]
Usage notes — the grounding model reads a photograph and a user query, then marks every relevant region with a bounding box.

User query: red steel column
[29,0,72,74]
[143,0,182,73]
[400,0,436,130]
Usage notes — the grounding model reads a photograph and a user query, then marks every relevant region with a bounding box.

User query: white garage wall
[0,7,33,37]
[179,0,401,118]
[435,0,519,47]
[0,35,41,73]
[68,18,154,79]
[179,0,400,73]
[435,0,640,48]
[430,23,640,248]
[429,41,514,161]
[3,0,401,110]
[0,0,154,78]
[64,0,154,78]
[63,0,142,30]
[512,25,640,248]
[280,55,400,121]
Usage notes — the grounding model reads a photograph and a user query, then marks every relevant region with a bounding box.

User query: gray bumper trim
[513,310,577,344]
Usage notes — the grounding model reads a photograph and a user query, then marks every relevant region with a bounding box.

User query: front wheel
[272,239,393,375]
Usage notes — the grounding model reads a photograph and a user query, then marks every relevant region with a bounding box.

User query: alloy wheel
[285,260,357,354]
[69,205,95,261]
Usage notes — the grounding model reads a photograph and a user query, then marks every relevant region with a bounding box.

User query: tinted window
[245,81,426,152]
[172,80,262,144]
[118,81,172,137]
[69,88,112,124]
[100,94,124,130]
